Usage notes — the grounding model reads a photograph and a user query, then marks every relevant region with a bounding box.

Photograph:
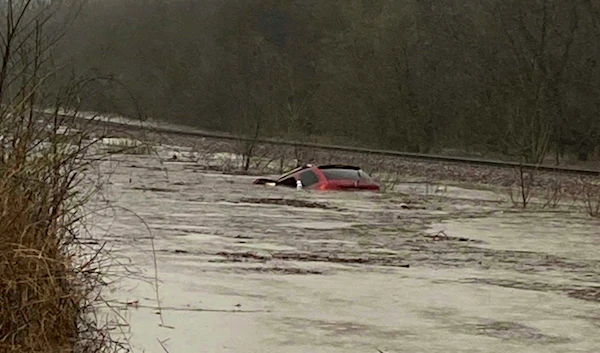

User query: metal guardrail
[61,111,600,177]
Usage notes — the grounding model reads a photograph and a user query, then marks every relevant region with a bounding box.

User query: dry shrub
[576,177,600,217]
[371,170,402,192]
[0,155,81,352]
[541,177,564,209]
[507,165,536,208]
[0,106,123,352]
[0,1,126,350]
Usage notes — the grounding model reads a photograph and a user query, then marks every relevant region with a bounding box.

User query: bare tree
[40,0,600,165]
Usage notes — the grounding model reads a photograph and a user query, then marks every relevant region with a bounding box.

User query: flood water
[89,152,600,353]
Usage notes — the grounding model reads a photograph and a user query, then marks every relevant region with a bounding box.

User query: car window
[278,166,305,181]
[299,170,320,187]
[277,176,297,187]
[321,168,367,181]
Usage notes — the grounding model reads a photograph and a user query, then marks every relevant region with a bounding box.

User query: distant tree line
[55,0,600,163]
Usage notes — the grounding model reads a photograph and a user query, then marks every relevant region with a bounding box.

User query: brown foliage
[0,111,110,352]
[0,0,125,350]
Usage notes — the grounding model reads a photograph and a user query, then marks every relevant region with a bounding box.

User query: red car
[253,164,380,191]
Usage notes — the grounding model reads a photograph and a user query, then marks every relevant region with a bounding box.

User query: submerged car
[253,164,380,191]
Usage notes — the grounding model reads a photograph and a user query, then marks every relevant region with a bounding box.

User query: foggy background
[55,0,600,163]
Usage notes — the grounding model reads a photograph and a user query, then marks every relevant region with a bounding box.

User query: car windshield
[320,168,372,181]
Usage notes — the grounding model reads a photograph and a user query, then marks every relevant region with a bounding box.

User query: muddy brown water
[90,155,600,353]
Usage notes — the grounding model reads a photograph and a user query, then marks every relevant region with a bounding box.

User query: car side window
[299,170,319,187]
[278,176,297,187]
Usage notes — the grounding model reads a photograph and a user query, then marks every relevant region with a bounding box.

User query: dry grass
[0,107,124,352]
[0,170,81,352]
[0,1,133,350]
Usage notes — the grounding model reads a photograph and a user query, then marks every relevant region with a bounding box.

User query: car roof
[277,164,314,180]
[317,165,361,170]
[277,164,364,180]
